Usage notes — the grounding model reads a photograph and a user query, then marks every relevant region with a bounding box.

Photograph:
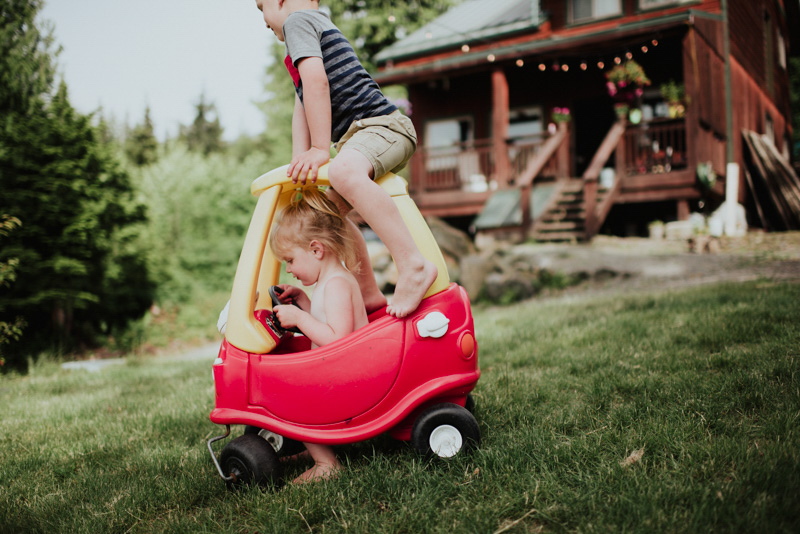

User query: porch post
[491,67,511,187]
[556,121,570,178]
[682,28,699,174]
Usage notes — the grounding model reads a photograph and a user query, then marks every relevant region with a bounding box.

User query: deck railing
[622,118,688,176]
[410,134,549,195]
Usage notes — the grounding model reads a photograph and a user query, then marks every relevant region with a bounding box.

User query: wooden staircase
[530,179,614,242]
[471,118,626,242]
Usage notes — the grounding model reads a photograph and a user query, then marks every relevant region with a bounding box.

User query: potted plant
[551,106,571,124]
[606,60,651,119]
[659,80,685,118]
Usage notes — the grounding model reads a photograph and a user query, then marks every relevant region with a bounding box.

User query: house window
[424,117,473,149]
[764,113,775,146]
[778,32,786,70]
[638,0,693,9]
[424,117,474,172]
[508,106,543,139]
[569,0,621,23]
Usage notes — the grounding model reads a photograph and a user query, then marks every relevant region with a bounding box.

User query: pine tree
[179,93,225,156]
[125,106,159,166]
[0,0,154,368]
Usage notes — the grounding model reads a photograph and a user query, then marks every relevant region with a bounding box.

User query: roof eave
[374,12,693,86]
[375,20,543,64]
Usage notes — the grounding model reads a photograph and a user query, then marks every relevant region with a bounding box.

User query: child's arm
[291,94,311,158]
[273,277,357,347]
[287,56,331,184]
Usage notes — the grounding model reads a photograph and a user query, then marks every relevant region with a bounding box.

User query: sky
[39,0,277,141]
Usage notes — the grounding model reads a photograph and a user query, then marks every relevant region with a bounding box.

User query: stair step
[531,230,585,242]
[536,220,585,231]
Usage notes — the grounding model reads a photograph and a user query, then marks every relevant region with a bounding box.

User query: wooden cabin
[373,0,800,240]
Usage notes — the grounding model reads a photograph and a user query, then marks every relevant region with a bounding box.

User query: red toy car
[207,165,481,487]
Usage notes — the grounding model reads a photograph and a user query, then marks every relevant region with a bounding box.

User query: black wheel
[464,393,476,413]
[219,434,282,488]
[411,403,480,458]
[244,425,305,457]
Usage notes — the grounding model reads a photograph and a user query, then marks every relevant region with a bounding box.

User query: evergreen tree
[0,216,24,367]
[179,93,225,156]
[125,106,159,166]
[0,0,154,368]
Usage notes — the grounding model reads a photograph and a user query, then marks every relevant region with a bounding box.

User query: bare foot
[386,258,438,318]
[280,449,311,463]
[292,461,341,484]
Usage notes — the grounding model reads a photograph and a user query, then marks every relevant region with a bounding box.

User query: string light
[487,54,496,62]
[388,15,396,23]
[461,44,470,53]
[515,35,663,73]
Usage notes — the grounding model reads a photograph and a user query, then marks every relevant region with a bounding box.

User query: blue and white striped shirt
[283,10,397,143]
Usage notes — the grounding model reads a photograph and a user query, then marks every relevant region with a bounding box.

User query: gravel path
[526,233,800,299]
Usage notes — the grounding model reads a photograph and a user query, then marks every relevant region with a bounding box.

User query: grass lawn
[1,281,798,533]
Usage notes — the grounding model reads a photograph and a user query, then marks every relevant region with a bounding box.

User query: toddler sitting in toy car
[267,187,368,482]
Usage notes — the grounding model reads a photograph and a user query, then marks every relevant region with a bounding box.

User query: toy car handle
[268,286,302,334]
[250,164,333,196]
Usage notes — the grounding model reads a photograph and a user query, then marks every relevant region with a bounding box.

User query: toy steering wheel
[268,286,302,334]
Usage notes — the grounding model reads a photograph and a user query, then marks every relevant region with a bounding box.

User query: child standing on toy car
[268,187,368,482]
[255,0,438,319]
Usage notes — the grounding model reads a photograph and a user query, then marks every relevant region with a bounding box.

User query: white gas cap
[417,311,450,338]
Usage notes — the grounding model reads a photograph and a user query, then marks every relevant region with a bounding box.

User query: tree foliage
[0,0,154,369]
[179,93,225,156]
[125,106,159,166]
[325,0,460,71]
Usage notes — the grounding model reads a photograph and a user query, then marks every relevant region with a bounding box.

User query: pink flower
[606,82,617,96]
[635,88,644,97]
[562,107,570,115]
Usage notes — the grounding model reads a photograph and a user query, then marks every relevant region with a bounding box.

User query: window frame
[637,0,695,11]
[568,0,623,25]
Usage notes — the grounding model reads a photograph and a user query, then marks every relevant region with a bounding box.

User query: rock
[441,251,461,283]
[426,216,475,260]
[483,271,537,303]
[459,254,496,300]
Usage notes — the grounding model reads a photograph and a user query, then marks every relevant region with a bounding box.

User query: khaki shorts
[334,110,418,179]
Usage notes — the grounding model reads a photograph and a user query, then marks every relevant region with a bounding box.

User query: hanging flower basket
[606,60,651,105]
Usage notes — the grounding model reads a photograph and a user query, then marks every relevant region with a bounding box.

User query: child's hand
[288,147,330,184]
[273,304,304,331]
[275,284,310,310]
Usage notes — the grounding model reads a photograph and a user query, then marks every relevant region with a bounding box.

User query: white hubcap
[429,424,462,458]
[257,430,283,452]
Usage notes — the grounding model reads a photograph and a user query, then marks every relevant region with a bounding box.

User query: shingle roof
[375,0,540,63]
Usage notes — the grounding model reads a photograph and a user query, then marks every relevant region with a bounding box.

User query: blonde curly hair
[269,187,360,274]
